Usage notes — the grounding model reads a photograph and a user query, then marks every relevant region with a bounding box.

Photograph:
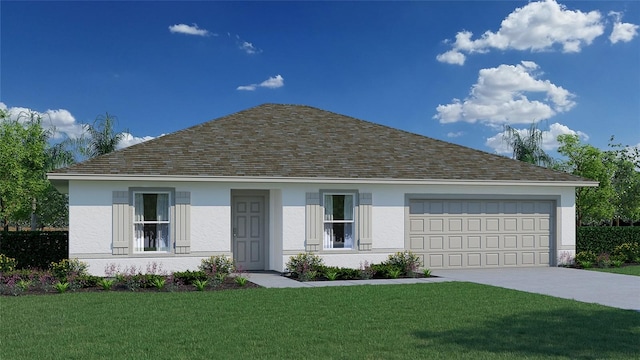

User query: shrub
[50,258,89,281]
[383,251,420,277]
[612,243,640,263]
[97,278,115,291]
[422,268,432,277]
[577,227,640,255]
[286,253,324,281]
[0,231,68,270]
[575,251,597,266]
[234,276,248,286]
[0,254,18,273]
[199,255,235,277]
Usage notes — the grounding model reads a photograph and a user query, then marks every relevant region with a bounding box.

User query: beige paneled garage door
[408,199,554,268]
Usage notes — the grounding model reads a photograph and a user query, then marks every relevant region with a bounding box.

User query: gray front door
[232,195,266,271]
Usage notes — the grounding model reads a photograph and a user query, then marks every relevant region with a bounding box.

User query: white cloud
[485,122,589,154]
[609,12,639,43]
[240,41,259,54]
[0,102,84,139]
[437,0,604,64]
[0,102,155,149]
[434,61,575,125]
[168,23,210,36]
[237,75,284,91]
[117,133,157,149]
[446,131,464,138]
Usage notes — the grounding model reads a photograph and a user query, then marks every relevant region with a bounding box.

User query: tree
[76,113,126,159]
[556,134,616,225]
[502,123,554,167]
[0,110,50,230]
[608,138,640,225]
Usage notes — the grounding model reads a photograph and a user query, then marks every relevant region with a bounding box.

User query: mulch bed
[1,277,261,296]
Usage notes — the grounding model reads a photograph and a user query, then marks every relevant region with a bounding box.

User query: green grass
[2,283,639,359]
[589,264,640,276]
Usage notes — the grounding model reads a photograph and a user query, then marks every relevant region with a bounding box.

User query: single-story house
[48,104,596,276]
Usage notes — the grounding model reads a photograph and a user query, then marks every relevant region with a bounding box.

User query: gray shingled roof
[51,103,585,182]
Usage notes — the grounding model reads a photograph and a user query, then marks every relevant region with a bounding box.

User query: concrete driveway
[433,267,640,311]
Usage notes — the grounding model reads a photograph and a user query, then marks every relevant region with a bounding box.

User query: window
[323,194,354,249]
[134,192,170,252]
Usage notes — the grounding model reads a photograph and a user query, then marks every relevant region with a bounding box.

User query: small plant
[580,260,593,269]
[358,261,376,280]
[387,268,402,279]
[325,269,338,281]
[596,253,611,268]
[611,259,624,268]
[235,276,248,286]
[422,268,432,277]
[17,279,32,292]
[54,282,70,293]
[0,254,18,273]
[151,277,166,290]
[557,251,575,267]
[97,278,115,291]
[193,279,208,291]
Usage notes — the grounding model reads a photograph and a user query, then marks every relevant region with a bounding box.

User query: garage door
[408,199,554,268]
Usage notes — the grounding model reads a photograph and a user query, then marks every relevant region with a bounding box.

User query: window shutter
[174,191,191,254]
[305,192,322,252]
[112,191,131,255]
[358,193,373,251]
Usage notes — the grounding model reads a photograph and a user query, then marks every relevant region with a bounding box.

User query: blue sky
[2,0,638,159]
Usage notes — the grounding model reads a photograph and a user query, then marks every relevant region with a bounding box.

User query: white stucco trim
[48,173,597,188]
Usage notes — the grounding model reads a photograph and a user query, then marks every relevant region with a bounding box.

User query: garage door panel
[410,219,425,232]
[408,199,553,269]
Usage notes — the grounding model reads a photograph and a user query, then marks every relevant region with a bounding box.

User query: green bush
[575,251,597,265]
[199,255,235,276]
[49,258,88,281]
[0,254,18,272]
[0,231,68,269]
[612,242,640,263]
[382,251,420,277]
[577,227,640,255]
[286,253,324,281]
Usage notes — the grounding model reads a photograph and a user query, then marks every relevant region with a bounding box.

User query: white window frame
[133,191,172,253]
[322,192,356,250]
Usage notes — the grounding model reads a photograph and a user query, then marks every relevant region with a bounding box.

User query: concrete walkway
[248,268,640,312]
[247,271,452,288]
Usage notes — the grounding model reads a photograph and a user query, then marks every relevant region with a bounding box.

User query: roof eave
[46,173,598,187]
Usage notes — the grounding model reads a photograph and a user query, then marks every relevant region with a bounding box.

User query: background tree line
[503,124,640,226]
[0,109,125,230]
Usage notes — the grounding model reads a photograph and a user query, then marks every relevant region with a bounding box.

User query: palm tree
[502,123,553,167]
[78,113,127,158]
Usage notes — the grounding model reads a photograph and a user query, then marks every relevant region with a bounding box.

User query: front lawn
[2,283,639,359]
[588,264,640,276]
